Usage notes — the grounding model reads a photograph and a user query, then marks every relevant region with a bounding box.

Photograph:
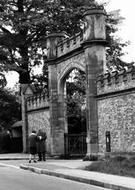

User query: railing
[64,133,87,158]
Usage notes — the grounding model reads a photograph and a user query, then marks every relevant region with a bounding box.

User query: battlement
[57,32,83,58]
[97,66,135,95]
[26,93,49,111]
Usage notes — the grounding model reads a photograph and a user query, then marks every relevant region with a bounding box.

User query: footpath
[0,153,135,190]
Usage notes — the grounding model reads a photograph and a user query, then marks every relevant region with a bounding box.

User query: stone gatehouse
[21,8,135,157]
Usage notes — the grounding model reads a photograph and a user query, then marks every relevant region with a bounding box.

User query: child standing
[28,130,37,163]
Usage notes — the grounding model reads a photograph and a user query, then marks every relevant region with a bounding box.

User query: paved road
[0,161,111,190]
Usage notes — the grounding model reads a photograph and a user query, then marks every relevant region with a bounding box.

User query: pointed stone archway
[46,9,107,157]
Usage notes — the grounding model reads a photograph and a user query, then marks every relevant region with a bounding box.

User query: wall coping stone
[26,93,49,111]
[97,65,135,95]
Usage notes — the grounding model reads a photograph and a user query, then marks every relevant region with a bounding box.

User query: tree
[0,0,131,88]
[0,88,20,131]
[0,73,7,88]
[31,62,49,94]
[0,0,96,84]
[105,9,133,70]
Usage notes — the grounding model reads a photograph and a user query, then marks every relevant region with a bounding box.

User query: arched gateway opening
[47,9,106,158]
[59,68,87,157]
[66,70,86,135]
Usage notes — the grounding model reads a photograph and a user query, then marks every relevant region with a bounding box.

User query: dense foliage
[0,88,20,131]
[0,0,96,84]
[0,73,7,88]
[106,9,132,70]
[66,70,86,134]
[0,0,130,85]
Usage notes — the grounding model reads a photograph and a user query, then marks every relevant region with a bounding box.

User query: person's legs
[29,154,32,163]
[42,152,46,161]
[33,154,37,162]
[29,147,37,162]
[38,152,42,161]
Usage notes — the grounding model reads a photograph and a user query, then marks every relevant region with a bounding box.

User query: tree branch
[0,27,12,35]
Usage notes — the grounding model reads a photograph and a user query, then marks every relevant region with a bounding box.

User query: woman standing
[28,130,37,163]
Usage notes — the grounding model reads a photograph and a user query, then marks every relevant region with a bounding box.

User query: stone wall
[97,66,135,154]
[26,94,51,154]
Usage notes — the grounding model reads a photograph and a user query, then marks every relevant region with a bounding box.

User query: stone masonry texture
[97,67,135,154]
[98,90,135,154]
[27,109,51,154]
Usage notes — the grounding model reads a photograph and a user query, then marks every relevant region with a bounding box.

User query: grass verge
[84,155,135,178]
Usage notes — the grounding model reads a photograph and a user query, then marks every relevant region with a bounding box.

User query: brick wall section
[97,67,135,154]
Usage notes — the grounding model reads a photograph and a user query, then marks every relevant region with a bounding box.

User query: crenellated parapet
[26,93,49,111]
[46,8,106,66]
[97,66,135,95]
[57,32,83,58]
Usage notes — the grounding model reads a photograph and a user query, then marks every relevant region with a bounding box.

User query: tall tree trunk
[19,47,30,84]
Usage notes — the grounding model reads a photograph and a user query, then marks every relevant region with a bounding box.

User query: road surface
[0,160,111,190]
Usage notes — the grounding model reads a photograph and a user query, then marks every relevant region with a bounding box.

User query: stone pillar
[21,84,34,153]
[82,9,106,159]
[57,80,68,150]
[47,33,66,156]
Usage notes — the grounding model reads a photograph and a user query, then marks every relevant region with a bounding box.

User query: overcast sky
[6,0,135,88]
[97,0,135,62]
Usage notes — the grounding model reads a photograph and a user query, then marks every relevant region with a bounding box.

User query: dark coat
[29,133,37,148]
[36,130,47,153]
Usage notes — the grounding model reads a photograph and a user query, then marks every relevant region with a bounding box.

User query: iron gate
[64,133,87,158]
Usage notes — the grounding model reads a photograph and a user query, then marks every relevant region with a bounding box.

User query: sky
[97,0,135,62]
[6,0,135,88]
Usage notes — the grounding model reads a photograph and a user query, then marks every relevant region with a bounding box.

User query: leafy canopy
[0,0,131,87]
[0,88,20,130]
[0,0,96,84]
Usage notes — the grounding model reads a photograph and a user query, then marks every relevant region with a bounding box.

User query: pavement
[0,153,135,190]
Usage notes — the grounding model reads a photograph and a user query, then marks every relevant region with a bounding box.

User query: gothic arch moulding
[57,52,86,92]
